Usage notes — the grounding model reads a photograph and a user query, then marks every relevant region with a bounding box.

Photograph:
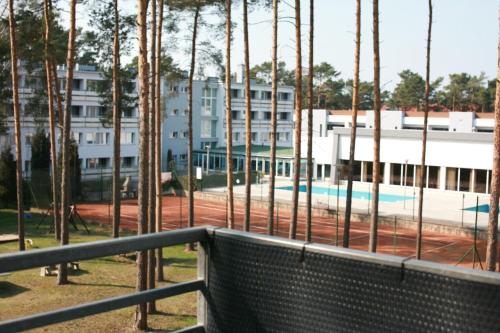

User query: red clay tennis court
[78,195,494,270]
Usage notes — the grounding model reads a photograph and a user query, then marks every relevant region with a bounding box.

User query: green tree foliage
[390,70,426,110]
[75,1,138,127]
[76,2,135,68]
[0,147,17,207]
[0,2,67,123]
[30,128,50,170]
[250,61,295,85]
[439,72,491,112]
[95,67,137,127]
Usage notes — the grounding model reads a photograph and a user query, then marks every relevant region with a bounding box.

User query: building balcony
[1,227,499,332]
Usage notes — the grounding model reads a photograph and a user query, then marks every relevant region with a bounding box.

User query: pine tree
[289,0,303,239]
[343,0,361,248]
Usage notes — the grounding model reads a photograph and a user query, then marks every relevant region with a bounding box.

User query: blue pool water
[277,185,414,203]
[464,204,500,213]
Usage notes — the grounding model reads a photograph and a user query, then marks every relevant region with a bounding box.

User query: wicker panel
[206,235,500,333]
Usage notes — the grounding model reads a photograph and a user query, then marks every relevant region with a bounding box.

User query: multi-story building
[0,63,139,179]
[304,109,496,194]
[162,70,295,172]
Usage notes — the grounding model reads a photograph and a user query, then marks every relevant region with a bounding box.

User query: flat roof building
[303,109,495,195]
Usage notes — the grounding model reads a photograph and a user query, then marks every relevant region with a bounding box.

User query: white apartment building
[303,109,496,194]
[162,70,295,171]
[0,63,139,179]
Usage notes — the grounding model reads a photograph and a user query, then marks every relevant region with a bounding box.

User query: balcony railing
[1,227,500,332]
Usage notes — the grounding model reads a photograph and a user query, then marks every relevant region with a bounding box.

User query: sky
[74,0,499,90]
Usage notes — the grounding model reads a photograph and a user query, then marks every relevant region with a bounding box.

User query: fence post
[197,239,209,328]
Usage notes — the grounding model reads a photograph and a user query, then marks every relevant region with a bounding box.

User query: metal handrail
[0,227,210,333]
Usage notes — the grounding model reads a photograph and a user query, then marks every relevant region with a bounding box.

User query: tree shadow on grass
[0,281,30,298]
[146,311,197,333]
[71,281,135,289]
[162,257,196,269]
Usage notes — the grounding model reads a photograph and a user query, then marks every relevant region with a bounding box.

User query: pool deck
[206,179,492,230]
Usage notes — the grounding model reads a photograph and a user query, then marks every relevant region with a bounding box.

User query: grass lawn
[0,210,198,332]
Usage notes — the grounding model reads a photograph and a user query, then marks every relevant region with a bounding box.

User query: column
[384,162,391,185]
[439,166,446,190]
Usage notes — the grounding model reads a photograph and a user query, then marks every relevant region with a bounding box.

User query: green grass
[0,210,198,332]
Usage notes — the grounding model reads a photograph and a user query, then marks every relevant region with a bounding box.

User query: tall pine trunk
[267,0,278,235]
[7,0,24,252]
[305,0,314,242]
[225,0,235,229]
[58,0,76,284]
[187,6,200,249]
[368,0,381,253]
[416,0,433,259]
[147,0,157,314]
[243,0,252,232]
[112,0,121,239]
[43,0,60,242]
[50,58,63,129]
[134,0,149,329]
[486,7,500,272]
[343,0,361,248]
[289,0,302,239]
[155,0,165,282]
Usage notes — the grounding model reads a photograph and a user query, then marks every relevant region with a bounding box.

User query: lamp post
[205,144,211,175]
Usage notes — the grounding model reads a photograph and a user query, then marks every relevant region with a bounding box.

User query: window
[180,154,187,161]
[71,106,82,117]
[261,132,270,142]
[278,132,290,142]
[182,131,188,139]
[428,166,440,189]
[170,85,178,92]
[201,120,216,138]
[122,108,136,118]
[86,80,100,92]
[86,158,98,169]
[278,92,290,101]
[390,164,402,186]
[202,87,218,116]
[232,110,241,120]
[121,157,135,168]
[59,79,66,90]
[264,112,271,120]
[72,132,82,144]
[170,131,178,139]
[446,167,458,191]
[231,89,240,98]
[251,111,258,120]
[263,91,272,100]
[121,132,136,144]
[98,158,110,168]
[251,132,257,141]
[86,106,102,117]
[234,132,240,142]
[250,90,258,99]
[85,132,107,145]
[73,79,83,91]
[171,109,179,116]
[279,112,289,121]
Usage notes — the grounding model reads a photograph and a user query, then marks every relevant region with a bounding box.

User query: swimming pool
[464,204,500,213]
[277,185,414,203]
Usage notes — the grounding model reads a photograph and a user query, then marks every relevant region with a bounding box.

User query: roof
[201,145,295,158]
[328,109,495,119]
